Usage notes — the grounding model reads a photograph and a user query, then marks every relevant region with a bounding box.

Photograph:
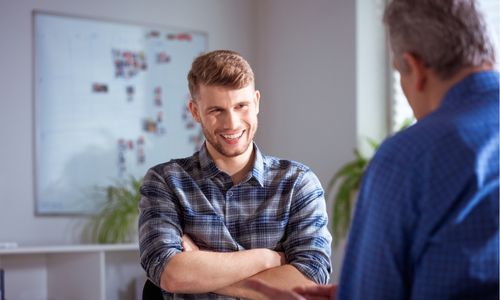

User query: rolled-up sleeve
[282,170,333,284]
[138,167,183,286]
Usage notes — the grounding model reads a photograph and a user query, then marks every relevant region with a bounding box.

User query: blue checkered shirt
[139,143,332,299]
[338,71,499,300]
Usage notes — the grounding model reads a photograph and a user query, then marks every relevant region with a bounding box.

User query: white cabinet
[0,244,145,300]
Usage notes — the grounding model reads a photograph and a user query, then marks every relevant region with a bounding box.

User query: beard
[201,122,257,158]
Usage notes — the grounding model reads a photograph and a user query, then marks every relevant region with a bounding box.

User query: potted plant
[325,140,378,246]
[84,176,143,244]
[326,119,414,245]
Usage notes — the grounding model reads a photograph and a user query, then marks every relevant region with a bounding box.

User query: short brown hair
[384,0,496,79]
[187,50,255,99]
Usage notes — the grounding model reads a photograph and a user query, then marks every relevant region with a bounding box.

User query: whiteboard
[34,12,206,214]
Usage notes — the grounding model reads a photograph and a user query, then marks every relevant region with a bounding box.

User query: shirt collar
[198,142,266,187]
[441,70,499,108]
[252,144,266,187]
[199,142,220,179]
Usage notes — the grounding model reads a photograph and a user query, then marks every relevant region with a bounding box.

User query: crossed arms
[161,234,315,299]
[139,166,332,299]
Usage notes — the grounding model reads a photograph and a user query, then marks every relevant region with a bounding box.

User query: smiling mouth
[220,131,244,141]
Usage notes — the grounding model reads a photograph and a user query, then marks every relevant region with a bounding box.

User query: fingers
[278,251,287,265]
[181,233,199,252]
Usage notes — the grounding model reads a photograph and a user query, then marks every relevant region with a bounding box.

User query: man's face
[189,84,260,159]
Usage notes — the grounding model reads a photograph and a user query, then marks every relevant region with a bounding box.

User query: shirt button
[227,191,233,197]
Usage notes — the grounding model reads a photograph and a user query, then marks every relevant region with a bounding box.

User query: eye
[237,103,248,109]
[209,108,222,114]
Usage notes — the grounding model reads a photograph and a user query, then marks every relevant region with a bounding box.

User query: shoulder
[145,152,201,181]
[367,106,499,202]
[261,154,322,189]
[263,154,312,176]
[375,111,464,166]
[377,100,498,167]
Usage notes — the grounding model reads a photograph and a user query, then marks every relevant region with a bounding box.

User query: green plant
[327,118,414,246]
[84,176,142,244]
[326,139,379,246]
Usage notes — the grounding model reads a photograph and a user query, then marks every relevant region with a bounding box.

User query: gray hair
[384,0,496,79]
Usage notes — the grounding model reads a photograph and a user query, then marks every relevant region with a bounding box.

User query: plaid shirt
[139,143,332,299]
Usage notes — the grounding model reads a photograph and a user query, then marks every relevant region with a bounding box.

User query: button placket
[225,188,236,234]
[224,188,232,225]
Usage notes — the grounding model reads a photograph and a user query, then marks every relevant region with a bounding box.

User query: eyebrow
[206,101,251,111]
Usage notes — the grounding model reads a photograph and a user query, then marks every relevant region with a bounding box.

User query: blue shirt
[139,143,332,299]
[338,71,499,300]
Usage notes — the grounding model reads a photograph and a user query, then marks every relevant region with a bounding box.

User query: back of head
[384,0,496,79]
[187,50,254,99]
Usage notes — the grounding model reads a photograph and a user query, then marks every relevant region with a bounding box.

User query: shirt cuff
[146,247,182,287]
[291,259,330,284]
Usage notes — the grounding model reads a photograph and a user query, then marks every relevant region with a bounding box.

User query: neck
[207,143,255,184]
[426,64,493,114]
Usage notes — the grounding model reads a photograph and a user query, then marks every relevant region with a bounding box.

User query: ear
[188,100,201,123]
[402,53,428,91]
[254,90,261,115]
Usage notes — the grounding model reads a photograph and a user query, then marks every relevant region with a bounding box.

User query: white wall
[0,1,361,283]
[255,0,357,185]
[0,0,257,246]
[254,0,357,283]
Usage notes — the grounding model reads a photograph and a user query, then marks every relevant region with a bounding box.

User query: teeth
[222,132,243,139]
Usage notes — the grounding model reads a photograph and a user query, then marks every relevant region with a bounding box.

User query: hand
[181,234,199,252]
[246,279,337,300]
[262,250,287,269]
[278,251,287,265]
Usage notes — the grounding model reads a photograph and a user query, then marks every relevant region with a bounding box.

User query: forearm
[215,264,315,299]
[160,248,283,293]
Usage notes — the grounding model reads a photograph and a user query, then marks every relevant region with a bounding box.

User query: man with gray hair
[249,0,499,299]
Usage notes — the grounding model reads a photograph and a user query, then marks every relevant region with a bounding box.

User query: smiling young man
[138,50,332,299]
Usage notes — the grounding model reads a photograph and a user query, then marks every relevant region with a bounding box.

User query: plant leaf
[85,176,143,244]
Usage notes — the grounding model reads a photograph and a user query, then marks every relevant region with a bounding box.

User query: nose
[223,110,239,129]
